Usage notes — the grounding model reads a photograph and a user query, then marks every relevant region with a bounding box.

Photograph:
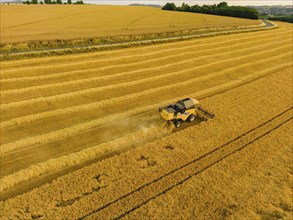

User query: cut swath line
[1,49,290,128]
[0,60,291,134]
[1,44,291,112]
[2,29,290,82]
[1,36,291,100]
[1,50,291,131]
[0,62,291,156]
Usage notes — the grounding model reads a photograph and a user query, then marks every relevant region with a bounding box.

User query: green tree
[67,0,72,4]
[162,3,176,11]
[74,0,84,4]
[268,15,293,23]
[31,0,38,4]
[57,0,62,4]
[217,2,228,8]
[163,1,258,19]
[179,3,191,12]
[40,1,43,3]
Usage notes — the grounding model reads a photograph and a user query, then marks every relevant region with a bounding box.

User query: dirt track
[3,19,270,57]
[0,22,292,218]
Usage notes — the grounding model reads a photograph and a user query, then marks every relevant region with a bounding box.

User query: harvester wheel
[187,114,196,122]
[174,120,182,128]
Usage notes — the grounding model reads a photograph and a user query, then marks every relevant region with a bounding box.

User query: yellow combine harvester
[159,98,214,128]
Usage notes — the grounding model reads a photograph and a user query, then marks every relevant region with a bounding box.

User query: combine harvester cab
[159,98,214,128]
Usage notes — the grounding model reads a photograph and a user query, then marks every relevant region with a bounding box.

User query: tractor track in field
[2,12,89,30]
[79,107,292,219]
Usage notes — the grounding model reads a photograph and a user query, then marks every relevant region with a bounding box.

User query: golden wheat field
[0,5,261,43]
[0,5,292,219]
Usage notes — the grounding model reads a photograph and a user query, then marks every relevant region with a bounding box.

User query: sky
[84,0,293,6]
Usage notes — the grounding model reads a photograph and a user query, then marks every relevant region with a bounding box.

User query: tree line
[162,2,259,20]
[23,0,84,4]
[267,15,293,23]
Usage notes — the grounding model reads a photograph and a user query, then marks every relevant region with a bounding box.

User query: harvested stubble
[0,63,292,219]
[0,62,291,190]
[1,37,291,102]
[0,22,292,186]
